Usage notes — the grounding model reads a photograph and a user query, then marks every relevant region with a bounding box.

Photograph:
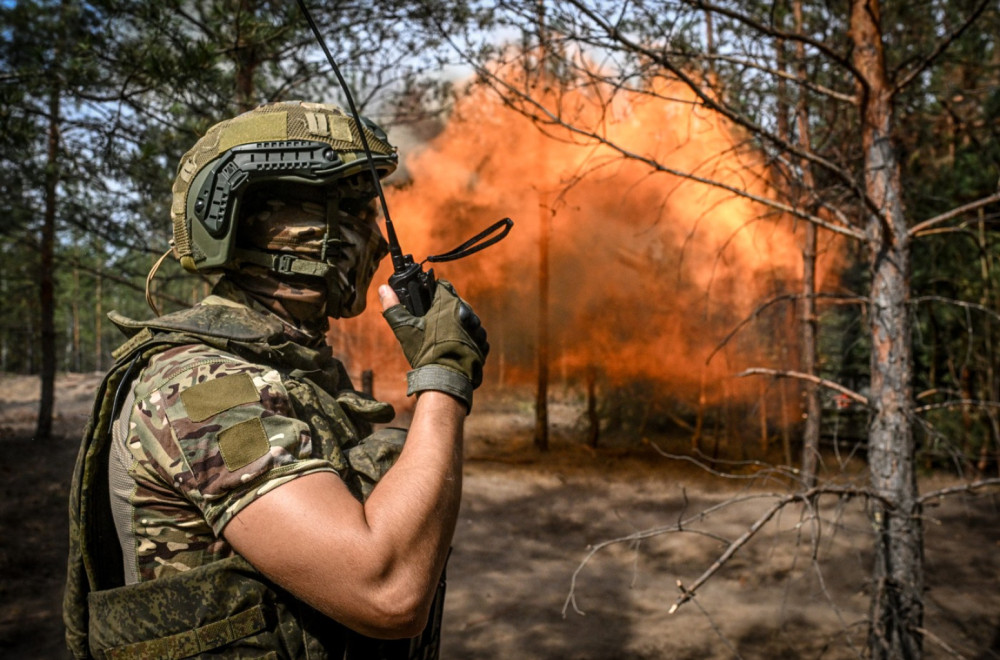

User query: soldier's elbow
[354,587,431,639]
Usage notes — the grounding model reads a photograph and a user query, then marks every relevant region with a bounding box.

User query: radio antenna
[296,0,512,315]
[295,0,404,261]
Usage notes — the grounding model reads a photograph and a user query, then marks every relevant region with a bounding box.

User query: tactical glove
[382,280,488,411]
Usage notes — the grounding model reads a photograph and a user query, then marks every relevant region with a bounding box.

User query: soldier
[64,101,488,659]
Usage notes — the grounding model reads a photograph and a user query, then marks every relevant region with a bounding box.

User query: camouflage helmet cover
[171,101,397,273]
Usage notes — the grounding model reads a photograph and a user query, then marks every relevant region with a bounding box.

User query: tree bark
[586,365,599,448]
[533,0,550,452]
[534,189,550,451]
[850,2,923,657]
[72,264,81,372]
[95,265,103,371]
[35,80,60,440]
[234,0,258,112]
[795,0,822,488]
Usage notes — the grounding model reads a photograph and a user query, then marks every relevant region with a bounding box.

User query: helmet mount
[171,101,397,276]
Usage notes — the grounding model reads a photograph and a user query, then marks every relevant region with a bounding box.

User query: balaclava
[228,180,388,338]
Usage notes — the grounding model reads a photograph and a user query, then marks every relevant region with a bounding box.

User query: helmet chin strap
[231,192,349,317]
[230,187,393,320]
[320,188,340,263]
[144,245,176,316]
[232,247,344,313]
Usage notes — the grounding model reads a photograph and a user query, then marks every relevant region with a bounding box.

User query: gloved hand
[381,280,488,411]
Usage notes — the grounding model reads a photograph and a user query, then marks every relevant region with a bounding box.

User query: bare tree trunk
[497,331,506,388]
[36,80,60,440]
[799,191,821,484]
[779,379,792,466]
[234,0,258,112]
[756,381,768,454]
[976,209,999,475]
[586,365,599,448]
[773,30,795,469]
[72,264,81,372]
[793,0,823,488]
[534,189,550,451]
[1,268,7,372]
[703,10,715,84]
[95,265,103,371]
[692,371,706,453]
[850,2,923,657]
[533,0,550,452]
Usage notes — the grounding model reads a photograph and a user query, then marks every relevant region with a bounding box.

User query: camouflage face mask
[333,199,389,318]
[240,187,388,319]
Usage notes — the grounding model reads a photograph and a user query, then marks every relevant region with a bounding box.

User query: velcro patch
[218,418,271,471]
[219,111,287,152]
[180,373,259,422]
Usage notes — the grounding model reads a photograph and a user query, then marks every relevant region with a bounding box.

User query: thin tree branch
[563,485,885,618]
[562,491,786,617]
[68,259,193,310]
[708,292,866,365]
[693,52,856,104]
[682,0,862,77]
[892,0,992,95]
[668,485,883,615]
[649,442,802,484]
[737,367,868,405]
[911,295,1000,323]
[912,626,969,659]
[915,399,1000,414]
[918,478,1000,503]
[561,0,878,223]
[670,496,788,613]
[476,64,867,240]
[908,191,1000,237]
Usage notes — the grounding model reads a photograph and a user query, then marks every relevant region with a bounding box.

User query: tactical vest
[64,298,445,660]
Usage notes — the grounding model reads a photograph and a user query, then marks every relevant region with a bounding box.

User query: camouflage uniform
[65,286,444,659]
[64,101,471,660]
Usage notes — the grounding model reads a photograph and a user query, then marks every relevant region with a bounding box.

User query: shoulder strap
[64,332,207,659]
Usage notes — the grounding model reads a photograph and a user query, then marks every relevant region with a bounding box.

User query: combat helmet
[171,101,396,276]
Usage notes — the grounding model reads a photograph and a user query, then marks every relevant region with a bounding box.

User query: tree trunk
[95,265,103,371]
[692,371,706,453]
[586,365,599,448]
[799,204,821,485]
[976,210,999,475]
[35,81,60,440]
[533,0,550,452]
[850,2,923,657]
[794,0,822,488]
[1,268,7,372]
[534,189,550,451]
[234,0,258,112]
[758,380,768,454]
[72,264,81,372]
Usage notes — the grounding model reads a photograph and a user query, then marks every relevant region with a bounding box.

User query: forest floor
[1,372,999,659]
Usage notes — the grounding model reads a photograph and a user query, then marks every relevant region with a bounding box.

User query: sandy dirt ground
[1,372,999,659]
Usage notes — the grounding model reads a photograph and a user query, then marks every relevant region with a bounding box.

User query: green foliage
[890,2,1000,470]
[0,0,463,376]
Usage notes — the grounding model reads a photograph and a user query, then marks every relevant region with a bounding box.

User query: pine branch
[736,367,868,405]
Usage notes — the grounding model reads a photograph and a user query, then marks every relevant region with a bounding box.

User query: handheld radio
[297,0,512,316]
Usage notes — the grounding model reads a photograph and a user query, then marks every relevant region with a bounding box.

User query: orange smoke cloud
[333,72,839,423]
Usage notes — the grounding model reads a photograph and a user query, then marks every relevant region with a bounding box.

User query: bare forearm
[363,390,464,602]
[227,281,477,637]
[226,392,465,638]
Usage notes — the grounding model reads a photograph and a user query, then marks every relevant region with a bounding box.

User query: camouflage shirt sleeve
[128,343,337,537]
